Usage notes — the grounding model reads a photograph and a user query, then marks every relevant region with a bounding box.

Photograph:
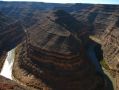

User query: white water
[0,49,15,80]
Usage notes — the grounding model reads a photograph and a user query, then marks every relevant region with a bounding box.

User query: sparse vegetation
[100,59,116,77]
[100,59,110,70]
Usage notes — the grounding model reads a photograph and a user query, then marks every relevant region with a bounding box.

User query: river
[0,44,115,89]
[87,44,116,90]
[0,49,15,80]
[87,45,102,72]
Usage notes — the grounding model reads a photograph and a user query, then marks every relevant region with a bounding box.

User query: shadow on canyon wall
[90,39,114,90]
[26,37,114,90]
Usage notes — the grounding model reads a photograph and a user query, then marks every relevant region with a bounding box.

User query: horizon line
[0,0,119,5]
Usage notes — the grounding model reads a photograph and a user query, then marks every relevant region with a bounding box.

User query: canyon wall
[0,12,25,71]
[72,5,119,71]
[13,10,105,90]
[0,2,119,90]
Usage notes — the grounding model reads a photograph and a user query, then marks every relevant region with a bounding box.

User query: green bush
[100,60,110,70]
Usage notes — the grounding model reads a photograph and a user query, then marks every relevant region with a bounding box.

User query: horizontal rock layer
[0,75,29,90]
[1,2,118,90]
[13,42,104,90]
[13,10,105,90]
[72,5,119,71]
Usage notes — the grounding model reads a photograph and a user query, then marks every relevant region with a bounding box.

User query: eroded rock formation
[13,10,105,90]
[72,5,119,71]
[1,2,119,90]
[0,12,27,90]
[0,75,29,90]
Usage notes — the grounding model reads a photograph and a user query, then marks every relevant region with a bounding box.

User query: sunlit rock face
[72,5,119,90]
[0,75,33,90]
[72,4,119,71]
[13,10,105,90]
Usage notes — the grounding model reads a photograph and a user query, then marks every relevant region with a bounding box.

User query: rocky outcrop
[73,5,119,71]
[13,10,105,90]
[0,75,36,90]
[72,5,119,90]
[1,2,119,90]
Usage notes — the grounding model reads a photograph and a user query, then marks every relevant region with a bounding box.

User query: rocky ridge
[13,10,105,90]
[72,5,119,71]
[0,2,119,90]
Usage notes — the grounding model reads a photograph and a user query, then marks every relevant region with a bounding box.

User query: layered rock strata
[0,2,119,90]
[72,5,119,71]
[0,75,35,90]
[13,10,105,90]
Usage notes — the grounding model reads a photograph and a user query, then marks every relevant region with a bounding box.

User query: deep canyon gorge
[0,2,119,90]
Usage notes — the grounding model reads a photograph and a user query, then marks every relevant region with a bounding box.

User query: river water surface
[0,49,15,80]
[0,45,115,89]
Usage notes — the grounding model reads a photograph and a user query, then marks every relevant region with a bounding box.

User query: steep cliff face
[0,76,24,90]
[0,12,27,89]
[1,2,119,90]
[72,5,119,89]
[0,12,25,71]
[0,75,37,90]
[72,5,119,71]
[13,10,105,90]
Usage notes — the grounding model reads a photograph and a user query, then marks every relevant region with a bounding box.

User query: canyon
[0,2,119,90]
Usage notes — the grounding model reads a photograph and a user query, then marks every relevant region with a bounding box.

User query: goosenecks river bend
[0,46,115,89]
